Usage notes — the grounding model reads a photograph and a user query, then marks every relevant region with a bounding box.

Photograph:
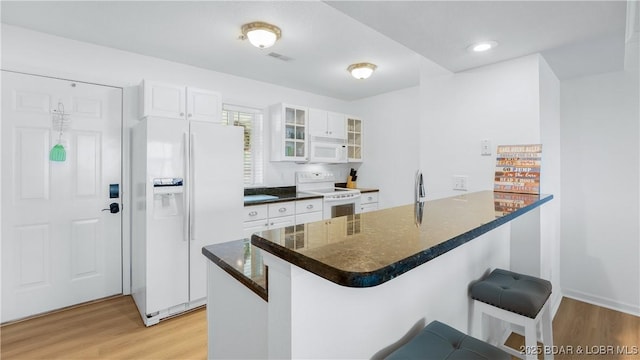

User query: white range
[296,172,361,219]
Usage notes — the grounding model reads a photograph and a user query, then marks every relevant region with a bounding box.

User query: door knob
[102,202,120,214]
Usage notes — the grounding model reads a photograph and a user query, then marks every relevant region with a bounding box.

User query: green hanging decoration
[49,102,68,162]
[49,143,66,162]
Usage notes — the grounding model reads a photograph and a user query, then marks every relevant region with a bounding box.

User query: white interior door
[1,71,123,322]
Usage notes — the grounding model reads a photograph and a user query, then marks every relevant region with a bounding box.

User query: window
[222,104,264,186]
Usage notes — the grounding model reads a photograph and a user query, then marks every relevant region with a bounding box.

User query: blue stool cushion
[385,320,510,360]
[470,268,552,318]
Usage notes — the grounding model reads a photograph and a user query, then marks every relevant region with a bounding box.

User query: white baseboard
[562,287,640,317]
[551,290,563,319]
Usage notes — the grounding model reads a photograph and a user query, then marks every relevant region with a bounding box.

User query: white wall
[419,55,543,200]
[350,86,420,209]
[0,24,357,186]
[417,54,563,311]
[538,56,563,311]
[560,70,640,315]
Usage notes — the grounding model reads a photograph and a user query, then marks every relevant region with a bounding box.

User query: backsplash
[260,162,356,187]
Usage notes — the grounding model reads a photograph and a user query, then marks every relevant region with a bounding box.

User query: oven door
[323,196,361,219]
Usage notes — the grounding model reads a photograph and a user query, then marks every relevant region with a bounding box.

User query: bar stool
[470,268,553,360]
[385,320,510,360]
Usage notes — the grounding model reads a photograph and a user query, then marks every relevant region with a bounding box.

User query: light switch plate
[481,139,492,156]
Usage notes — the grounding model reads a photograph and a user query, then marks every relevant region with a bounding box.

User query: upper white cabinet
[309,108,347,140]
[186,87,222,122]
[140,80,221,122]
[271,103,308,162]
[347,116,363,162]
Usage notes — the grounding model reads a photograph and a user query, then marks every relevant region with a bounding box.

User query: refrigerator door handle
[190,132,196,241]
[183,131,189,241]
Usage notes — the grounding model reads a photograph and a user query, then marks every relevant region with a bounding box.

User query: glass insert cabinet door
[347,117,362,162]
[284,106,307,159]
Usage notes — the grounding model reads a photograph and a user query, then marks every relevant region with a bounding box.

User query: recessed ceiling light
[468,41,498,53]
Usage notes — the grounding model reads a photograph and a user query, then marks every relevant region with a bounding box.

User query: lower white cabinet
[268,202,295,220]
[243,205,268,238]
[296,212,323,225]
[243,198,324,237]
[244,204,268,222]
[361,192,379,213]
[295,198,323,225]
[267,202,296,229]
[243,219,270,237]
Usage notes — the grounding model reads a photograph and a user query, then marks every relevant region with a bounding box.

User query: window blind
[222,105,264,186]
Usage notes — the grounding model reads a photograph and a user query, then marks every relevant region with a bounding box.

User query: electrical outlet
[453,175,468,191]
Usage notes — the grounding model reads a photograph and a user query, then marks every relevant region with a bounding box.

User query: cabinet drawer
[244,204,268,222]
[268,215,295,229]
[268,201,295,218]
[243,219,269,238]
[295,211,323,225]
[361,192,379,204]
[361,203,379,213]
[296,198,323,214]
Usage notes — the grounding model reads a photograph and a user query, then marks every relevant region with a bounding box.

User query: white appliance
[296,172,361,219]
[309,138,347,163]
[131,117,243,326]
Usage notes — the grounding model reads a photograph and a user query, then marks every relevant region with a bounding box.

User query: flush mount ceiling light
[347,62,377,80]
[241,21,282,49]
[468,41,499,52]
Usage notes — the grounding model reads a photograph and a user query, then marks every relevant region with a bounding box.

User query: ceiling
[0,1,630,101]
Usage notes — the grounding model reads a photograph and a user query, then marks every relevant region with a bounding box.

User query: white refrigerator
[131,117,243,326]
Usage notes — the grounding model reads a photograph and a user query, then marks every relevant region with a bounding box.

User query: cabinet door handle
[180,112,185,117]
[279,207,287,213]
[249,211,258,216]
[306,204,313,209]
[188,113,192,118]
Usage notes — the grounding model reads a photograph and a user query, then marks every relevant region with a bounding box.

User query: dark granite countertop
[358,188,379,193]
[243,185,378,206]
[202,239,267,301]
[251,190,552,288]
[244,186,322,206]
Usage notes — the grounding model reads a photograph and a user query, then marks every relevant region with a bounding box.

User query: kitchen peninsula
[203,190,552,359]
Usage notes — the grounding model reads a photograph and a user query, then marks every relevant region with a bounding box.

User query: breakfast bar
[203,190,552,359]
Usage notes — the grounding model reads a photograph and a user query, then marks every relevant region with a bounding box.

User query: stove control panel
[325,192,360,201]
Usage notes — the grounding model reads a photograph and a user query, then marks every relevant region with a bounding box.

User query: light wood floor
[506,297,640,360]
[1,296,638,359]
[1,296,206,359]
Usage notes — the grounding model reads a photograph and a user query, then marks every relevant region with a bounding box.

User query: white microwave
[309,137,347,163]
